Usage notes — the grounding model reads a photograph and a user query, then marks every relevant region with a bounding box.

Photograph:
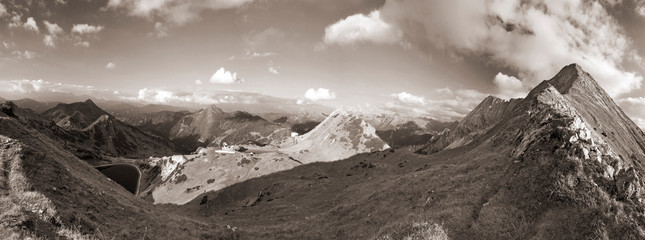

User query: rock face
[169,105,289,151]
[279,108,390,163]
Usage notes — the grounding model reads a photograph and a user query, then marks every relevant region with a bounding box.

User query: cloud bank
[304,88,336,101]
[106,0,255,24]
[324,0,643,97]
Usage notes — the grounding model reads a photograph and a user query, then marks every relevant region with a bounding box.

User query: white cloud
[43,21,63,35]
[493,72,527,99]
[391,92,426,105]
[137,88,199,104]
[195,79,203,85]
[105,62,116,69]
[24,17,39,32]
[384,88,488,121]
[133,88,264,105]
[71,24,104,35]
[9,16,40,32]
[43,35,55,47]
[268,66,279,75]
[209,67,243,84]
[324,10,403,45]
[0,79,97,94]
[12,50,38,59]
[379,0,642,97]
[252,52,276,58]
[617,97,645,130]
[75,41,90,47]
[105,0,255,25]
[0,3,7,17]
[153,22,168,37]
[304,88,336,101]
[635,0,645,16]
[41,21,64,48]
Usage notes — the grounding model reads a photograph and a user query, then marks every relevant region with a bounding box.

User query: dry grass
[0,137,95,239]
[375,221,450,240]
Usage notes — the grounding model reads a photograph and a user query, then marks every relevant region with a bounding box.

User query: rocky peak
[84,98,98,107]
[546,63,586,94]
[204,105,225,115]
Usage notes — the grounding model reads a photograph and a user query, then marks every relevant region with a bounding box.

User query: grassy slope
[161,83,645,239]
[0,115,236,239]
[162,146,511,239]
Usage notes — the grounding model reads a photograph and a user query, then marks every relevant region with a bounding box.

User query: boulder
[615,167,642,200]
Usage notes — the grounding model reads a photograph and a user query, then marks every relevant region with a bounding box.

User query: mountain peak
[547,63,593,94]
[205,105,224,115]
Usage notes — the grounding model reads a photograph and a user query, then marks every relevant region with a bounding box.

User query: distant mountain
[279,108,390,162]
[169,105,290,151]
[11,98,60,114]
[376,121,436,148]
[115,110,190,138]
[43,99,112,130]
[41,99,176,158]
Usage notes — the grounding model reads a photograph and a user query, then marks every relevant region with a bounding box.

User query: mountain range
[2,64,645,239]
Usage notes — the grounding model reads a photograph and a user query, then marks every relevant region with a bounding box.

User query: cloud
[105,62,116,69]
[24,17,39,32]
[0,79,98,94]
[243,27,285,53]
[133,88,265,105]
[209,67,243,84]
[391,92,426,105]
[304,88,336,101]
[12,50,38,59]
[75,41,90,47]
[493,72,527,99]
[268,66,279,75]
[195,79,203,85]
[105,0,255,25]
[324,10,403,45]
[135,88,215,104]
[384,88,488,121]
[43,21,63,35]
[9,16,39,32]
[153,22,168,37]
[71,24,104,34]
[42,21,64,47]
[635,0,645,16]
[43,35,55,47]
[379,0,642,97]
[617,97,645,129]
[0,3,6,17]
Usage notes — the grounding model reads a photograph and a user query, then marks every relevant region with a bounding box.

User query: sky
[1,0,645,125]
